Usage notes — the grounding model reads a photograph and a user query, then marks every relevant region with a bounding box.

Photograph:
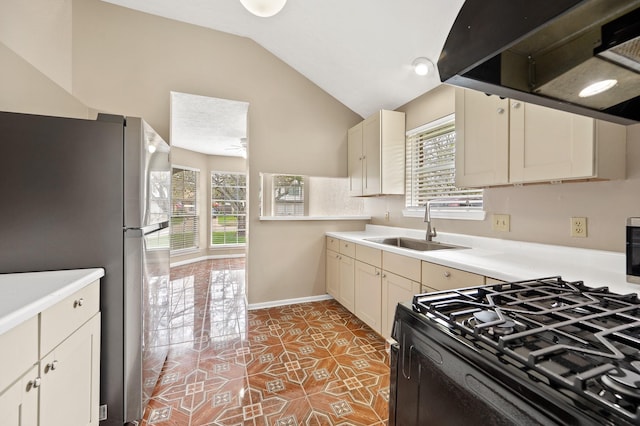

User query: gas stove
[407,276,640,425]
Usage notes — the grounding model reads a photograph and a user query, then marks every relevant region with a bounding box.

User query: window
[405,114,484,219]
[211,172,247,246]
[171,166,199,251]
[273,174,305,216]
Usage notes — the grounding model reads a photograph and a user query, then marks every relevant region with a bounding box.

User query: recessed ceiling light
[412,57,434,76]
[578,79,618,98]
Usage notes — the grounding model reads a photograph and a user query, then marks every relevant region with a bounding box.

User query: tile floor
[141,258,390,426]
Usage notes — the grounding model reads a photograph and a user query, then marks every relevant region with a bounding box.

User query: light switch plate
[492,214,510,232]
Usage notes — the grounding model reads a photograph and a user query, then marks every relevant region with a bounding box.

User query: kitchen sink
[364,237,467,251]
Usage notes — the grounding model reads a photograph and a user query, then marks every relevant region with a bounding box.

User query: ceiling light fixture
[412,57,434,76]
[240,0,287,17]
[578,79,618,98]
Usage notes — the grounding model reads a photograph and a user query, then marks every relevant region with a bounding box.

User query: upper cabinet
[455,89,626,188]
[348,110,405,196]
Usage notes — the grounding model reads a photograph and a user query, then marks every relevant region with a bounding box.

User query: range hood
[438,0,640,125]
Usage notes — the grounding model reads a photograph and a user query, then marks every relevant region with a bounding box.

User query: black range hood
[439,0,640,125]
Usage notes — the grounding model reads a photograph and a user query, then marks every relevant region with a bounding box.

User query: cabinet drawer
[485,277,506,284]
[422,262,485,291]
[339,240,356,258]
[41,280,100,356]
[0,316,38,393]
[356,244,381,267]
[383,252,421,282]
[326,236,340,252]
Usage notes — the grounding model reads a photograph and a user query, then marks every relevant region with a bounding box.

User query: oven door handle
[402,344,414,379]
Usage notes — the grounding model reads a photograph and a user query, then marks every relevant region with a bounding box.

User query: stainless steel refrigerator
[0,111,171,425]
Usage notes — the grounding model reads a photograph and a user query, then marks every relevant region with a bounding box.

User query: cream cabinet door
[354,261,382,334]
[326,249,340,299]
[40,314,101,426]
[0,365,38,426]
[455,88,509,187]
[362,112,381,196]
[348,123,364,196]
[509,100,595,183]
[381,271,421,339]
[339,255,355,312]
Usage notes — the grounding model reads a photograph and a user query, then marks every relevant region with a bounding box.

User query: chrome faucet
[424,200,437,241]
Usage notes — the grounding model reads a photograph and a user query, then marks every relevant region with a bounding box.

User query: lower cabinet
[326,237,498,339]
[381,272,421,339]
[354,261,382,334]
[0,365,39,426]
[339,255,356,312]
[40,314,101,426]
[326,249,340,299]
[0,280,101,426]
[422,261,485,291]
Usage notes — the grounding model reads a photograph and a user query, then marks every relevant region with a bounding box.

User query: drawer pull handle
[74,298,84,308]
[29,377,41,389]
[444,271,451,278]
[46,360,59,372]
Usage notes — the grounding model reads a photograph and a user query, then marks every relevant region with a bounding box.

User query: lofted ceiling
[102,0,465,155]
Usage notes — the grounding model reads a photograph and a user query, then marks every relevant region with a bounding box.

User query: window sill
[402,208,486,221]
[259,216,371,221]
[210,243,246,249]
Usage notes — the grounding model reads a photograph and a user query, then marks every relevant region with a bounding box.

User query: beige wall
[0,0,73,92]
[365,84,640,253]
[0,42,88,118]
[69,0,363,304]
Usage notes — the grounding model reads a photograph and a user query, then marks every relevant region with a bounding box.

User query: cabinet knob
[28,377,41,389]
[382,274,387,278]
[375,271,381,276]
[74,298,84,308]
[444,271,451,278]
[512,102,521,109]
[497,108,505,114]
[46,360,59,372]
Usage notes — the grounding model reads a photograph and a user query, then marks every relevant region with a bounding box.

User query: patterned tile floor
[141,258,390,426]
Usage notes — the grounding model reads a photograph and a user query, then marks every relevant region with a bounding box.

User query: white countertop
[0,268,104,335]
[327,225,640,296]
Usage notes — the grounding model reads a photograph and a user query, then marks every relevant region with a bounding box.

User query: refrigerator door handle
[126,221,169,236]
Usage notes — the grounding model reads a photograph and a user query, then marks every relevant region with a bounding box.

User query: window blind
[171,167,199,251]
[405,115,483,212]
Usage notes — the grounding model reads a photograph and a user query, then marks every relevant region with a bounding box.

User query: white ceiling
[103,0,466,155]
[171,92,249,157]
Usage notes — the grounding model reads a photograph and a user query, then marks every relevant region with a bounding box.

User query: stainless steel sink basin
[364,237,467,251]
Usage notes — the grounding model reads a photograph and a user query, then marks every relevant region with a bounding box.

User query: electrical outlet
[384,211,390,221]
[571,217,587,237]
[492,214,510,232]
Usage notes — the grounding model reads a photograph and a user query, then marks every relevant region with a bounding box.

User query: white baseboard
[248,294,334,310]
[170,253,245,268]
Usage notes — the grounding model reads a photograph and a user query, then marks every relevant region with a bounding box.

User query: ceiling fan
[224,137,247,157]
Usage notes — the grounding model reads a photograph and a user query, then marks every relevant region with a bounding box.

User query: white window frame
[403,114,485,221]
[210,171,247,247]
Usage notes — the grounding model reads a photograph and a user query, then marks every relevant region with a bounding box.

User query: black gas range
[389,277,640,426]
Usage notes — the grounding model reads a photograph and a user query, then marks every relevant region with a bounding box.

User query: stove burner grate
[412,276,640,425]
